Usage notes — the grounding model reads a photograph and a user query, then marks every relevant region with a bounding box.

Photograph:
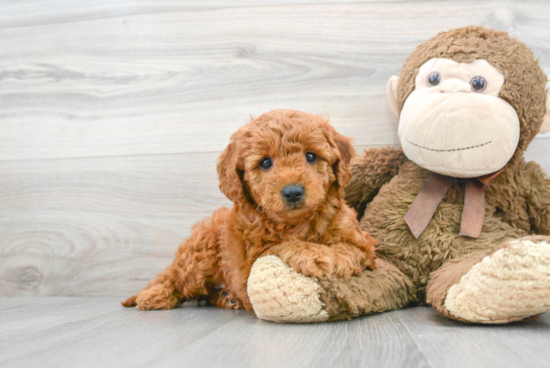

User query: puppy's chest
[243,230,325,257]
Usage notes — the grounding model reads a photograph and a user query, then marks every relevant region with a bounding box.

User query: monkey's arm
[524,162,550,235]
[344,147,407,216]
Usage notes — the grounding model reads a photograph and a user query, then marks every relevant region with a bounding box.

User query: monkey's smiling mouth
[405,139,492,152]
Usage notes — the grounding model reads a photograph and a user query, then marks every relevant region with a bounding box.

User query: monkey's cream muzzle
[396,58,520,178]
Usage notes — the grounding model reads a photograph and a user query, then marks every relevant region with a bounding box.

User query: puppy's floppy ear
[217,130,250,204]
[326,125,356,188]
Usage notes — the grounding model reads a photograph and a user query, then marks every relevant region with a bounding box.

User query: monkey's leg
[247,256,416,323]
[427,236,550,324]
[122,209,226,310]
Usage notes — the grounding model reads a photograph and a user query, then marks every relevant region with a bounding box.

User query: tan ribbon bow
[404,170,503,239]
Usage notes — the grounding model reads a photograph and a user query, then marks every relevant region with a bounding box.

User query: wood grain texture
[1,298,549,368]
[1,0,549,160]
[0,0,549,296]
[0,152,230,296]
[397,306,550,368]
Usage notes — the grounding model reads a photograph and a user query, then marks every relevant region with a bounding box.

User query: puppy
[122,110,376,311]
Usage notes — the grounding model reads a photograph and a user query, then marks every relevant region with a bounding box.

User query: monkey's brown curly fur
[122,110,376,311]
[312,26,550,322]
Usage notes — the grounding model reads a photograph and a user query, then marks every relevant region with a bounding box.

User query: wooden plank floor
[1,297,549,368]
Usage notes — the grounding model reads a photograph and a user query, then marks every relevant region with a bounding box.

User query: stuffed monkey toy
[247,26,550,324]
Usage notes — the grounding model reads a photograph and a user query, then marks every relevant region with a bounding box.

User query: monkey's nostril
[281,185,305,203]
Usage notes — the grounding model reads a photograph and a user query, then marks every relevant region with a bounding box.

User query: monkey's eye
[427,72,441,86]
[305,152,317,164]
[470,76,487,92]
[259,157,272,170]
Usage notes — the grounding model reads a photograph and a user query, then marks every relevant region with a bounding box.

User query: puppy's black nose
[282,185,305,203]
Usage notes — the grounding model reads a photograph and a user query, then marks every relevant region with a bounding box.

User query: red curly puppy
[122,110,376,311]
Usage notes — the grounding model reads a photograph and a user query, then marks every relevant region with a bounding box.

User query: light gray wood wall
[1,0,549,296]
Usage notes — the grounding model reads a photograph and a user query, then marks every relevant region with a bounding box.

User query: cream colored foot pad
[445,239,550,323]
[247,255,329,323]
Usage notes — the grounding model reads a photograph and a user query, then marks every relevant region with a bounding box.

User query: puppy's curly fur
[122,110,376,311]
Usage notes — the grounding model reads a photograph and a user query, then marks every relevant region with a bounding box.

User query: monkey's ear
[540,89,550,134]
[386,76,400,117]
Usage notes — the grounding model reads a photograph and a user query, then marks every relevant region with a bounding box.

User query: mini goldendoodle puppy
[122,109,376,311]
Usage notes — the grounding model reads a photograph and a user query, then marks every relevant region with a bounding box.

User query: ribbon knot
[404,170,502,239]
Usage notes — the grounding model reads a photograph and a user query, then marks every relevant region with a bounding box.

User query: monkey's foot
[445,236,550,323]
[247,255,329,323]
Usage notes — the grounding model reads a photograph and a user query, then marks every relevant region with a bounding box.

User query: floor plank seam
[395,310,438,368]
[0,308,127,343]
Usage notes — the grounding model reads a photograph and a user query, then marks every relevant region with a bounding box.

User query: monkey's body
[246,26,550,324]
[323,148,550,322]
[363,153,534,294]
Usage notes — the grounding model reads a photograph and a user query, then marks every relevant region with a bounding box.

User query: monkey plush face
[397,58,520,177]
[386,26,550,179]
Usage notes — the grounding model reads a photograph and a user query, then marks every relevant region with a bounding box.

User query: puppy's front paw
[134,284,179,310]
[208,289,243,310]
[281,251,334,278]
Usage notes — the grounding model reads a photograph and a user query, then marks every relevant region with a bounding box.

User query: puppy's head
[217,110,355,221]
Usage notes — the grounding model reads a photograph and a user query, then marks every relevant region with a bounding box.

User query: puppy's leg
[207,288,243,310]
[267,238,375,280]
[121,266,181,310]
[121,208,228,310]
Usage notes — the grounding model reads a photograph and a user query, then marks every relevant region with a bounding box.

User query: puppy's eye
[259,157,272,170]
[470,76,487,92]
[305,152,317,164]
[427,72,441,86]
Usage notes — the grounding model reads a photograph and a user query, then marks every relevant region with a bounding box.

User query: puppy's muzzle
[281,184,305,204]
